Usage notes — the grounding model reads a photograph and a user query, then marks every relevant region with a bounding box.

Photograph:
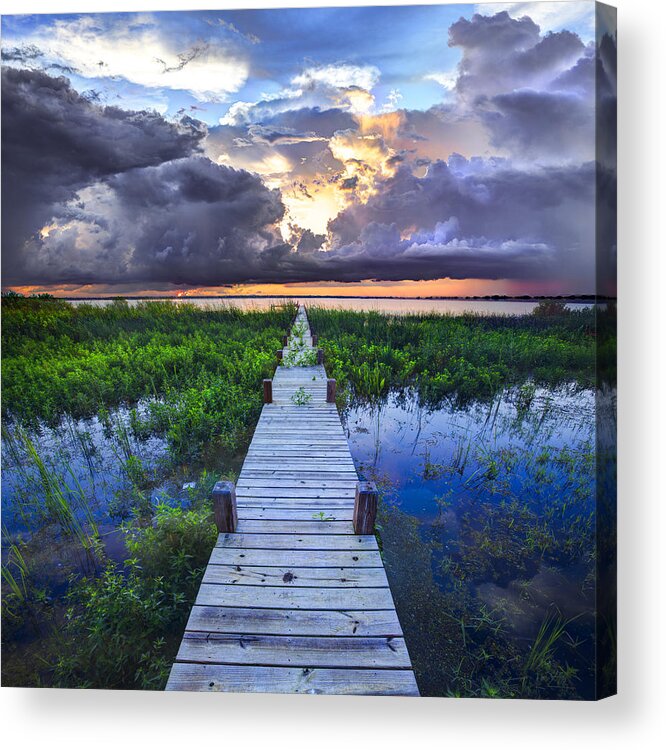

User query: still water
[68,296,593,316]
[341,384,597,698]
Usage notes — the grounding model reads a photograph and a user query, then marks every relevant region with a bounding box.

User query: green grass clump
[1,296,295,427]
[1,296,295,688]
[53,503,217,690]
[308,305,603,407]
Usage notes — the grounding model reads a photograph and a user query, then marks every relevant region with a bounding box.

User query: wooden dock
[166,306,418,696]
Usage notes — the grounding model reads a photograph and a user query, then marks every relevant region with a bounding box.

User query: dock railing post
[282,335,288,347]
[316,348,324,365]
[353,481,378,535]
[212,481,237,533]
[263,379,273,403]
[312,334,318,346]
[326,379,336,403]
[276,349,283,361]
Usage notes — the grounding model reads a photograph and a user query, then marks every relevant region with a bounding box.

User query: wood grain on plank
[166,664,419,695]
[208,547,382,568]
[176,632,411,668]
[195,583,396,610]
[202,564,388,588]
[235,520,355,534]
[216,533,377,551]
[185,605,403,637]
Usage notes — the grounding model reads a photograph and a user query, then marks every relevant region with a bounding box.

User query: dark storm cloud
[595,27,617,297]
[322,157,596,283]
[1,67,205,282]
[22,150,593,287]
[449,12,583,97]
[110,158,286,285]
[2,67,289,287]
[21,155,288,286]
[1,44,44,63]
[481,89,592,158]
[293,228,326,254]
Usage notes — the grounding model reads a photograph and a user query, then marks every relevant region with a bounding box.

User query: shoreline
[32,294,612,303]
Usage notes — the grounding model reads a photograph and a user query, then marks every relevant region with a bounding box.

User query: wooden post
[263,379,273,403]
[282,335,288,347]
[353,481,378,535]
[316,348,324,365]
[276,349,283,361]
[312,334,318,346]
[212,481,237,533]
[326,379,336,403]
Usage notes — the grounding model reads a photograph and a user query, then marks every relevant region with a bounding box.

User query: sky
[0,2,616,297]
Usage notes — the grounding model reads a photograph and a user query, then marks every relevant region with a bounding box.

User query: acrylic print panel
[0,2,616,699]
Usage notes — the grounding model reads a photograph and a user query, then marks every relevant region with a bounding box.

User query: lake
[67,296,594,316]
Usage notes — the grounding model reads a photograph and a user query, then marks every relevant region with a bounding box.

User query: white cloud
[6,15,249,102]
[382,89,403,112]
[425,71,457,92]
[292,63,380,91]
[219,64,382,126]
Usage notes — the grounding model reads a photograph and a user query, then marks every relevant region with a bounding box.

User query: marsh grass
[521,608,582,693]
[308,305,603,408]
[1,297,295,688]
[4,424,101,563]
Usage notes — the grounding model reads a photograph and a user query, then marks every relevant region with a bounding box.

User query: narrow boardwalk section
[167,306,418,696]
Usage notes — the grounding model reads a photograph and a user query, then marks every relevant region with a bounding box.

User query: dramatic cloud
[475,2,595,37]
[323,156,595,283]
[448,11,594,162]
[219,65,380,127]
[23,157,286,285]
[292,64,380,92]
[1,68,286,287]
[1,67,205,282]
[1,7,615,293]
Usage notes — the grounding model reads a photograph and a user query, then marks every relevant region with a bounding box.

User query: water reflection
[342,384,598,698]
[2,403,168,540]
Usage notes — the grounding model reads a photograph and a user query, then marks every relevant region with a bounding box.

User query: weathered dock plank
[235,519,355,534]
[175,633,412,669]
[202,565,389,587]
[184,606,404,637]
[167,305,418,696]
[235,508,355,521]
[167,664,419,696]
[208,547,383,568]
[213,533,379,551]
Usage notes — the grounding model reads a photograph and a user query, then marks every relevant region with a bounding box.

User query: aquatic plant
[308,306,598,408]
[2,297,295,426]
[1,298,295,687]
[283,347,317,367]
[54,503,217,690]
[521,608,581,695]
[291,386,313,405]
